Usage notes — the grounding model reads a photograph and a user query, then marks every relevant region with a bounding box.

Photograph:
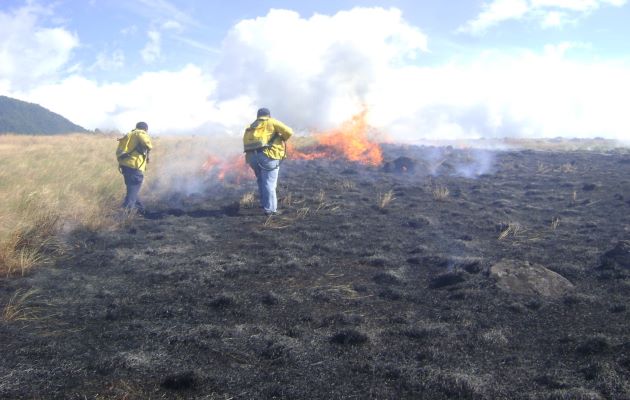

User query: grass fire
[1,129,630,399]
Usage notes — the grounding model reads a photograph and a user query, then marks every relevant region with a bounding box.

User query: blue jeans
[121,166,145,213]
[246,151,280,213]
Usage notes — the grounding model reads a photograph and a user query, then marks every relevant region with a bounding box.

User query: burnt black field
[1,143,630,399]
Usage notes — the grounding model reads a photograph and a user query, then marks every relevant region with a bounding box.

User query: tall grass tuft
[239,191,256,208]
[377,190,396,208]
[2,288,39,322]
[432,185,450,201]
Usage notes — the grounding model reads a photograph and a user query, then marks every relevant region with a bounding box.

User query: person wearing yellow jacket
[243,108,293,215]
[117,121,153,214]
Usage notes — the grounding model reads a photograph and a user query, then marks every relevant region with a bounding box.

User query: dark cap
[135,121,148,131]
[257,108,270,118]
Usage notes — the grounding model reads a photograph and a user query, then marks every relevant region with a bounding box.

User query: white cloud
[90,49,125,71]
[161,20,183,32]
[459,0,529,34]
[5,6,630,143]
[530,0,626,11]
[141,30,161,63]
[368,47,630,141]
[16,64,216,133]
[461,0,627,34]
[0,3,78,91]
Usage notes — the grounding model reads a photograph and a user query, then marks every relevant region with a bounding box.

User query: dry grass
[316,189,326,204]
[551,217,561,230]
[2,288,40,322]
[0,133,131,276]
[315,189,340,212]
[296,207,310,219]
[560,163,577,173]
[432,185,450,201]
[503,137,624,152]
[377,190,396,208]
[537,161,552,174]
[239,191,256,208]
[281,192,293,207]
[338,179,356,190]
[498,222,522,240]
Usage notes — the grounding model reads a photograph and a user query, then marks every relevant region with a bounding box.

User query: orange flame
[200,109,383,185]
[290,109,383,166]
[201,153,252,184]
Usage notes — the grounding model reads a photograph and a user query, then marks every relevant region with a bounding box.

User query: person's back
[243,108,293,215]
[117,124,153,172]
[118,121,153,214]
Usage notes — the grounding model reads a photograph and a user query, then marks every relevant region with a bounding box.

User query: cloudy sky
[1,0,629,140]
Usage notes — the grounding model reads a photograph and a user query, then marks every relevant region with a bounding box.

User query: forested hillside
[0,95,88,134]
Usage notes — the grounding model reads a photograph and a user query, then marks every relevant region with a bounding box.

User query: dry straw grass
[338,179,356,190]
[2,288,39,322]
[0,133,133,276]
[432,185,450,201]
[239,191,256,208]
[315,189,340,212]
[377,190,396,208]
[551,217,561,230]
[498,222,522,240]
[537,161,552,174]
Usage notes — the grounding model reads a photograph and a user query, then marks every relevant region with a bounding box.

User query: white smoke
[213,8,427,133]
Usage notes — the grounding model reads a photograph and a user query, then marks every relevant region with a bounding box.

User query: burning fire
[201,153,252,184]
[201,109,383,184]
[289,109,383,166]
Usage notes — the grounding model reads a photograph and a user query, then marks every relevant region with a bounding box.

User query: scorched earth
[1,141,630,399]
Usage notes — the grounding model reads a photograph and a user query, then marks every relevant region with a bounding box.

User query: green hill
[0,95,89,134]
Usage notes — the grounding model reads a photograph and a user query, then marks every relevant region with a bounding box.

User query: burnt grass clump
[2,144,630,399]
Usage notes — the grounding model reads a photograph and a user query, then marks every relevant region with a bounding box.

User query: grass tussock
[498,222,522,240]
[432,185,450,201]
[2,288,40,322]
[377,190,396,208]
[0,134,128,276]
[239,191,256,208]
[338,179,356,190]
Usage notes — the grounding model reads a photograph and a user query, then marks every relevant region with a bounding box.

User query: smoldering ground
[1,140,629,399]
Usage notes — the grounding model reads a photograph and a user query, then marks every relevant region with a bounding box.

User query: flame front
[290,109,383,166]
[201,109,383,185]
[201,153,252,184]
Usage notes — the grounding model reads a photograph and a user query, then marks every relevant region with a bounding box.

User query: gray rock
[490,260,574,298]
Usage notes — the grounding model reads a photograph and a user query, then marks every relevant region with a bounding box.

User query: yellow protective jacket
[243,116,293,160]
[117,129,153,172]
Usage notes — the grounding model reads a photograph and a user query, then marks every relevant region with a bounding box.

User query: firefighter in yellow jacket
[117,122,153,214]
[243,108,293,215]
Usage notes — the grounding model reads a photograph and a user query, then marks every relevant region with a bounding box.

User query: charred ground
[1,144,630,399]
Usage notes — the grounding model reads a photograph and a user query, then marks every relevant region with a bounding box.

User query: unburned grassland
[0,134,125,276]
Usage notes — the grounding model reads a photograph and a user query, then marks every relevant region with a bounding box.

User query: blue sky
[1,0,629,140]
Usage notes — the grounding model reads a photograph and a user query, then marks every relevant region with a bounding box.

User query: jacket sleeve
[138,131,153,150]
[272,119,293,141]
